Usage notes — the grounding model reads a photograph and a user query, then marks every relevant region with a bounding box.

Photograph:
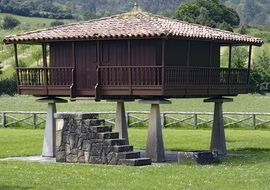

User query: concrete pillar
[37,97,67,157]
[204,97,233,155]
[139,99,171,162]
[115,101,129,144]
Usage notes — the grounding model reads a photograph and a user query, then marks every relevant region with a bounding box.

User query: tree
[239,24,248,34]
[250,51,270,93]
[50,20,65,27]
[2,15,20,29]
[173,0,239,29]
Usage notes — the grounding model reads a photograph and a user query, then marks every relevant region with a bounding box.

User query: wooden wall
[165,39,220,67]
[49,39,221,91]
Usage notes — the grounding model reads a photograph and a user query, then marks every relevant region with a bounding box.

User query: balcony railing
[17,67,74,86]
[98,66,162,86]
[98,66,249,87]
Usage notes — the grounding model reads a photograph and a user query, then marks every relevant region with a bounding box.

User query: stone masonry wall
[55,113,151,166]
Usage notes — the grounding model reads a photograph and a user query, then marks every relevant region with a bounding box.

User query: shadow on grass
[0,185,33,190]
[167,147,270,165]
[223,147,270,165]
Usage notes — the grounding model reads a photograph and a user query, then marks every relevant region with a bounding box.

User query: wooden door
[75,41,97,94]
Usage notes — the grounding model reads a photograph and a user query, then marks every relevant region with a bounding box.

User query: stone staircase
[55,113,151,166]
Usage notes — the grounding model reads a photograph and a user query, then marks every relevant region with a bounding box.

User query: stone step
[119,158,152,166]
[105,139,126,146]
[118,151,140,159]
[84,119,105,127]
[91,126,112,133]
[97,132,119,139]
[112,145,133,153]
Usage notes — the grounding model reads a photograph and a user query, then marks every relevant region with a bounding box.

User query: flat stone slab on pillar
[139,99,171,162]
[37,97,67,158]
[204,97,233,156]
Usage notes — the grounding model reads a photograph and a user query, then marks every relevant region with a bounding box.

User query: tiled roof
[4,11,263,45]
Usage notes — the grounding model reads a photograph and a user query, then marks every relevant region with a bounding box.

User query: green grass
[0,13,73,28]
[0,128,270,189]
[0,94,270,113]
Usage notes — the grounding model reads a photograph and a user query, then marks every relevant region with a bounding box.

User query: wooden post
[95,41,101,101]
[14,44,20,93]
[42,43,48,95]
[161,39,166,94]
[186,40,191,96]
[2,112,6,128]
[33,113,37,128]
[252,114,256,129]
[208,41,213,95]
[194,113,198,129]
[228,44,232,94]
[128,40,132,95]
[70,42,76,99]
[247,45,253,85]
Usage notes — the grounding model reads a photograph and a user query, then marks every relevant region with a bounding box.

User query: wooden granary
[4,9,263,162]
[4,11,263,101]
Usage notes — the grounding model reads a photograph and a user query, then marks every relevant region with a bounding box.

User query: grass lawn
[0,128,270,189]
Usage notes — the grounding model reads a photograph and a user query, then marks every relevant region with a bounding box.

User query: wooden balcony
[17,67,74,96]
[16,66,249,98]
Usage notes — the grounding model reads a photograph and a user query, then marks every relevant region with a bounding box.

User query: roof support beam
[247,45,253,86]
[42,43,47,68]
[14,44,20,93]
[186,40,191,96]
[42,43,48,95]
[95,41,101,101]
[228,44,232,94]
[161,39,166,94]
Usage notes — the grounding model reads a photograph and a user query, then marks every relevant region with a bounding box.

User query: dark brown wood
[162,39,166,94]
[42,43,48,95]
[247,45,253,85]
[14,44,20,94]
[228,44,232,94]
[95,41,101,100]
[14,38,252,99]
[128,40,132,94]
[186,40,191,96]
[70,42,76,99]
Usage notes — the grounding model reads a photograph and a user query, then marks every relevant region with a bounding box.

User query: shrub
[2,15,20,29]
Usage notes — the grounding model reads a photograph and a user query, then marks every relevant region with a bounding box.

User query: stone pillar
[37,97,67,157]
[107,100,134,145]
[204,97,233,155]
[116,101,129,144]
[139,99,171,162]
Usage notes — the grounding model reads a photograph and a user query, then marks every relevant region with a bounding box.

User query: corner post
[70,42,76,99]
[228,44,232,94]
[186,40,191,96]
[95,41,101,101]
[37,97,67,157]
[139,99,171,162]
[247,45,252,85]
[42,43,48,95]
[161,39,166,94]
[204,97,233,155]
[14,44,20,93]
